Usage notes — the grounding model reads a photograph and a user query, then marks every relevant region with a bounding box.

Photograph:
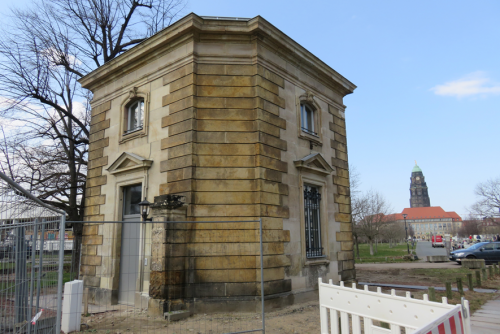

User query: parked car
[449,242,500,264]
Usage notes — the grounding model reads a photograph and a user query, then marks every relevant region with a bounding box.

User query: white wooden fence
[319,278,471,334]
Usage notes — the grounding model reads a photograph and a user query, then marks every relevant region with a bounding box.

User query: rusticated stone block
[87,167,102,179]
[334,133,347,144]
[334,194,350,205]
[85,195,106,207]
[162,107,195,127]
[84,205,100,216]
[163,63,195,85]
[168,96,195,113]
[91,100,111,117]
[86,186,101,197]
[88,156,108,169]
[337,252,353,262]
[335,213,351,223]
[338,205,351,215]
[82,255,102,266]
[336,185,350,196]
[88,148,104,161]
[197,86,255,98]
[86,176,107,188]
[331,157,348,169]
[341,241,354,251]
[329,122,346,136]
[257,65,284,88]
[197,64,254,76]
[83,276,100,287]
[336,151,348,162]
[332,115,346,128]
[82,235,103,245]
[336,168,349,179]
[169,119,196,136]
[89,130,105,142]
[331,139,347,153]
[170,73,196,92]
[82,225,99,237]
[333,176,349,187]
[80,265,96,276]
[336,232,352,241]
[82,244,97,256]
[328,104,344,119]
[88,137,109,151]
[163,85,196,105]
[89,119,110,135]
[90,112,106,125]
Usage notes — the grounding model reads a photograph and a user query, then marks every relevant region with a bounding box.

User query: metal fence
[0,171,66,334]
[0,169,266,333]
[67,220,266,334]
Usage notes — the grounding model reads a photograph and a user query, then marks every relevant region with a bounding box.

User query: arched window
[124,99,144,134]
[300,103,316,135]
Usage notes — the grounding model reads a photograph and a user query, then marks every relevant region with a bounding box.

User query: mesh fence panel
[0,172,65,333]
[68,220,266,334]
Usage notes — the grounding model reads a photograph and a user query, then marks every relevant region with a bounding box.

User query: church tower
[410,162,430,208]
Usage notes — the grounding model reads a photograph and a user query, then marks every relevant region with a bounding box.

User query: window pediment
[294,153,334,176]
[107,152,153,175]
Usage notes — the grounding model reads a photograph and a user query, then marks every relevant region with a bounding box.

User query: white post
[61,280,83,333]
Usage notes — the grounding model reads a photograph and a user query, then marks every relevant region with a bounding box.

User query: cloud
[431,72,500,98]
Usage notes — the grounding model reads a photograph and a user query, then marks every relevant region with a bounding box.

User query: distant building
[410,162,430,208]
[392,207,462,239]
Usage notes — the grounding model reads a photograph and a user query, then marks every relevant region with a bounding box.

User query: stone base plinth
[147,288,319,316]
[461,259,485,269]
[427,256,449,263]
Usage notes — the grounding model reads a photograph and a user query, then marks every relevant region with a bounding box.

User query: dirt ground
[80,265,500,334]
[81,300,321,334]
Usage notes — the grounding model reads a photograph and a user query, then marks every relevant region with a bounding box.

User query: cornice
[79,13,356,97]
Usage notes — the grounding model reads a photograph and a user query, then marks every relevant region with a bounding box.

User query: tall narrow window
[300,104,316,135]
[125,100,144,134]
[304,185,322,258]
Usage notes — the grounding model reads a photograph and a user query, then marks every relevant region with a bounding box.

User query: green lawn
[355,242,416,263]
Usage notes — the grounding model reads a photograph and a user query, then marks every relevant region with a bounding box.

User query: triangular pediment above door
[294,152,334,176]
[106,152,153,175]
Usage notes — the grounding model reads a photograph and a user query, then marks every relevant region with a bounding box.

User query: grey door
[118,184,142,305]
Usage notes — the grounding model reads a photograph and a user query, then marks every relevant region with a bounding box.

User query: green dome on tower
[412,164,422,173]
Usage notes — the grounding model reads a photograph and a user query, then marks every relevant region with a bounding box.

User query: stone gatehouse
[79,13,356,313]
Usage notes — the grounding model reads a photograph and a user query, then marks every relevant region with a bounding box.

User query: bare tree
[355,191,393,256]
[458,215,482,238]
[380,219,405,248]
[472,177,500,219]
[0,0,186,276]
[349,165,363,259]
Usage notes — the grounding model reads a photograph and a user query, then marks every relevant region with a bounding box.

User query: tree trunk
[369,240,374,256]
[355,236,360,260]
[375,238,378,253]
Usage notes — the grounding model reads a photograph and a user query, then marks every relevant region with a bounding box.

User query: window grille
[304,185,323,258]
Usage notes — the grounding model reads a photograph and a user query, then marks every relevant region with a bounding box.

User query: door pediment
[107,152,153,175]
[294,152,334,176]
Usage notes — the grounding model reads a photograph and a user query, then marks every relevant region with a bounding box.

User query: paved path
[471,296,500,333]
[356,261,459,270]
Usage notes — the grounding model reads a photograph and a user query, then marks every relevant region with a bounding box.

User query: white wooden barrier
[319,278,471,334]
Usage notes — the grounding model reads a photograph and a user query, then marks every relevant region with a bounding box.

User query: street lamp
[138,198,152,222]
[403,213,409,254]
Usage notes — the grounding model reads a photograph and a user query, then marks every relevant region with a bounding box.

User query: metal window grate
[304,185,323,258]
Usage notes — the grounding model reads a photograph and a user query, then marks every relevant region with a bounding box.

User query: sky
[1,0,499,217]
